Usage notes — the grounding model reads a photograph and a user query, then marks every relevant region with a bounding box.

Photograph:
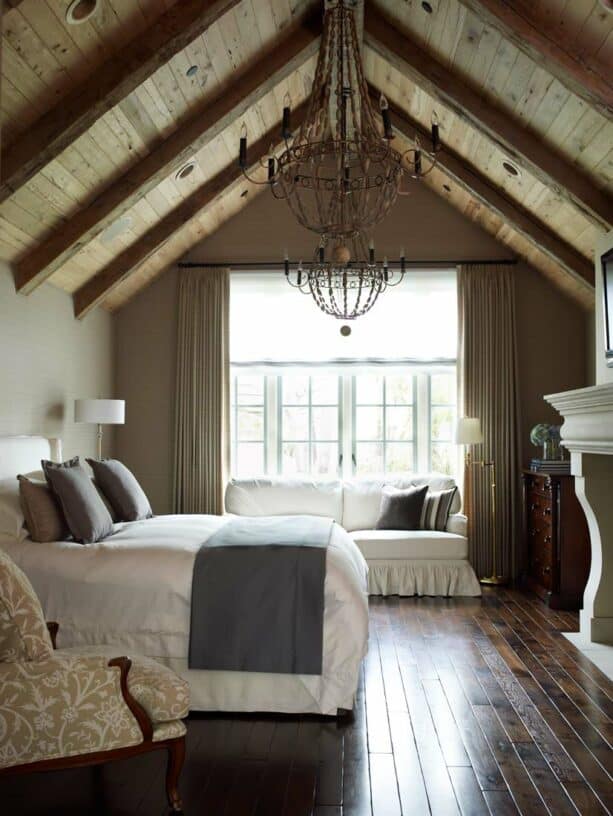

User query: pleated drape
[173,268,230,515]
[458,264,521,580]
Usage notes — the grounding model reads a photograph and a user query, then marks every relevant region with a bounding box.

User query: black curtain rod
[178,258,517,269]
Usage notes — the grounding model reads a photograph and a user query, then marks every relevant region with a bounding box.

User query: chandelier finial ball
[333,244,351,265]
[340,325,352,337]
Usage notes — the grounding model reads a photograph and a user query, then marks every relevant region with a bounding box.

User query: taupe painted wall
[0,263,114,461]
[115,183,589,512]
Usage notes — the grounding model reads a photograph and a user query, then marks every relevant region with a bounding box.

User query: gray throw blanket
[189,515,332,674]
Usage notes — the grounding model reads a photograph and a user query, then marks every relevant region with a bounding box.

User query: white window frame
[231,364,457,480]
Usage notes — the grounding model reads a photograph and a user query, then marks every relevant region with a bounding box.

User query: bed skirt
[367,559,481,597]
[151,655,362,715]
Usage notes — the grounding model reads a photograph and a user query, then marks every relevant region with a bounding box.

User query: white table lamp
[75,398,125,459]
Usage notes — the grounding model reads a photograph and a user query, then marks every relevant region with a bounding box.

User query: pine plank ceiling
[1,0,611,316]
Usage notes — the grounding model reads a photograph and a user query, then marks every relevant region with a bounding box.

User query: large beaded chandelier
[238,0,441,319]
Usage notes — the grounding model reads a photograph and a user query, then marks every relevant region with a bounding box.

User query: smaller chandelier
[284,233,406,321]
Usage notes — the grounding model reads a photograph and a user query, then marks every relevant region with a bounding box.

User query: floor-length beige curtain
[173,268,230,515]
[458,264,521,580]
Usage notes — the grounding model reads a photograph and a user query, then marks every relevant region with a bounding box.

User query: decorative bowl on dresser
[521,470,590,610]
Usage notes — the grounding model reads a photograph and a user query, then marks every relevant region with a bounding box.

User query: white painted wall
[0,262,114,460]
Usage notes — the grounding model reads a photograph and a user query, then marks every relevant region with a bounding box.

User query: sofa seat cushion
[350,529,468,561]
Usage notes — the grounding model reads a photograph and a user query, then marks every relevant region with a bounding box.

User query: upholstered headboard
[0,436,62,481]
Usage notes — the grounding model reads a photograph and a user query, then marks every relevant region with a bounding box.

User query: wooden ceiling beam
[367,85,594,289]
[364,5,612,232]
[14,13,321,296]
[0,0,241,203]
[459,0,612,116]
[73,102,309,319]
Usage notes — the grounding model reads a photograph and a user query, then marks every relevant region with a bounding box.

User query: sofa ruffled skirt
[367,559,482,597]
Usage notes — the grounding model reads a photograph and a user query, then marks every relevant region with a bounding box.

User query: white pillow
[0,478,25,540]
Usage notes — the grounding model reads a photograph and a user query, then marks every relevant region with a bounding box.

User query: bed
[0,436,369,715]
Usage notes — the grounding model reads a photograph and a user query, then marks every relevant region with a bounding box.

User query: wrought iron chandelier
[238,0,441,318]
[284,232,406,321]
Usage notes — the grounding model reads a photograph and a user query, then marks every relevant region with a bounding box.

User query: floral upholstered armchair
[0,549,189,812]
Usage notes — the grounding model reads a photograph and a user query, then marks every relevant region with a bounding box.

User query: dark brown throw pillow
[375,484,429,531]
[42,458,114,544]
[17,475,70,543]
[86,458,153,522]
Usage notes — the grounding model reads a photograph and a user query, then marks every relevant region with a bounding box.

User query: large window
[230,368,457,479]
[230,268,458,480]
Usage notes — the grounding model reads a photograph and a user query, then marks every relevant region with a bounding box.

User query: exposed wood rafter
[364,5,613,232]
[0,0,242,203]
[459,0,612,116]
[73,102,310,318]
[368,85,594,293]
[13,12,321,296]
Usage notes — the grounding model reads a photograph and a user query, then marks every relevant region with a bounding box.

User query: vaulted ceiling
[1,0,611,315]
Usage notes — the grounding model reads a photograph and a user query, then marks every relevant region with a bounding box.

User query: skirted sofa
[225,475,481,597]
[0,549,190,811]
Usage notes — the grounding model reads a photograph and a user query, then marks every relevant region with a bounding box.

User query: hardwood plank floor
[2,588,612,815]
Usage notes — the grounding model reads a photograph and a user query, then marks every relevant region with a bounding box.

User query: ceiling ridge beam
[0,0,242,203]
[366,84,594,290]
[458,0,612,117]
[73,101,309,319]
[14,12,321,296]
[364,5,612,232]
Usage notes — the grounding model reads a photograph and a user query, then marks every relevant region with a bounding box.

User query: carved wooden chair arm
[46,621,59,649]
[108,657,154,742]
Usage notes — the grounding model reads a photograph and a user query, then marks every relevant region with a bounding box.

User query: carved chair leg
[166,737,186,813]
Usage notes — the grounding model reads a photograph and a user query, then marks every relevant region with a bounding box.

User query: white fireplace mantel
[546,384,613,649]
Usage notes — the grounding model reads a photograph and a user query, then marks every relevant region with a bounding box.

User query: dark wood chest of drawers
[521,470,590,610]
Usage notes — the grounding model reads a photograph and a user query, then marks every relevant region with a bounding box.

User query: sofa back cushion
[0,549,53,663]
[225,478,343,522]
[342,474,460,532]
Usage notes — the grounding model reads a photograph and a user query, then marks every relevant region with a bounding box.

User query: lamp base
[479,574,508,586]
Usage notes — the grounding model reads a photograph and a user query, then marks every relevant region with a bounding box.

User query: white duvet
[2,515,369,715]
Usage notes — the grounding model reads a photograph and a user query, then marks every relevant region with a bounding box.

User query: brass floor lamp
[456,417,507,586]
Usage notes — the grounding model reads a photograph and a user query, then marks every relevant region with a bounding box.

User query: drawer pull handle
[543,566,551,574]
[544,535,551,544]
[544,508,552,515]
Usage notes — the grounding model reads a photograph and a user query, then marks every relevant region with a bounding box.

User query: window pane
[236,375,264,404]
[312,443,339,476]
[237,407,264,441]
[355,442,384,474]
[431,442,454,475]
[385,442,414,473]
[385,375,413,405]
[386,406,413,440]
[282,442,309,474]
[311,375,338,404]
[236,443,264,475]
[431,373,455,404]
[312,406,338,441]
[355,374,383,404]
[282,375,309,404]
[282,406,309,440]
[431,406,453,441]
[356,406,383,440]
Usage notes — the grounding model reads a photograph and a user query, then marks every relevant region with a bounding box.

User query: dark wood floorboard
[2,589,611,815]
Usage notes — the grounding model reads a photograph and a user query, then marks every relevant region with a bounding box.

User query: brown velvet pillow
[42,458,114,544]
[17,475,69,543]
[375,484,429,531]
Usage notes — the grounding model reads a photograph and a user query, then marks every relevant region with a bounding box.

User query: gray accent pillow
[17,475,70,543]
[86,458,153,522]
[375,484,429,531]
[42,458,114,544]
